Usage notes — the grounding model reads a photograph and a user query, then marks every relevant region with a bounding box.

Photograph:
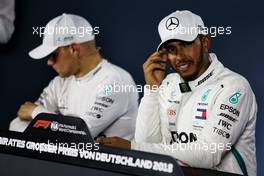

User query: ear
[202,35,211,53]
[69,43,80,57]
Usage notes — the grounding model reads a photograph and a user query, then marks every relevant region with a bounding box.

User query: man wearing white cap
[9,13,139,140]
[97,10,257,176]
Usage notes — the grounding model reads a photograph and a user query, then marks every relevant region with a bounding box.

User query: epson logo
[220,104,240,117]
[97,97,114,104]
[170,131,197,144]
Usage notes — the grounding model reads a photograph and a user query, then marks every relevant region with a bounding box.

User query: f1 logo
[33,120,51,129]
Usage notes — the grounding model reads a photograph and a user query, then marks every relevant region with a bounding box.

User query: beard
[170,42,205,82]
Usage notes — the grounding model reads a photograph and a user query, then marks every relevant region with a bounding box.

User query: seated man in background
[0,0,15,43]
[97,10,257,176]
[9,13,138,140]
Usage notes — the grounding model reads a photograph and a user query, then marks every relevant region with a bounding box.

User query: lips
[176,61,192,72]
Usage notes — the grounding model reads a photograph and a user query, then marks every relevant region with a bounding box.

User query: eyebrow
[167,40,195,47]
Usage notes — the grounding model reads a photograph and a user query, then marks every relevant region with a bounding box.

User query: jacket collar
[187,53,224,90]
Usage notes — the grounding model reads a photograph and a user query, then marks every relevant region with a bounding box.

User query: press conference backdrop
[0,0,263,175]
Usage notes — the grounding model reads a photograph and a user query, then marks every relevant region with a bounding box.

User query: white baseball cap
[29,13,95,59]
[157,10,205,51]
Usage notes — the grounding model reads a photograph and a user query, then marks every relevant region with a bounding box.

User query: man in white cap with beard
[9,13,139,140]
[97,10,257,176]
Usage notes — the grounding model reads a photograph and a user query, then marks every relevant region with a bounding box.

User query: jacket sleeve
[132,82,257,168]
[134,86,162,143]
[82,77,137,138]
[31,77,60,118]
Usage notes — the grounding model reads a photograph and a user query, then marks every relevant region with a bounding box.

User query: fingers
[96,136,131,149]
[143,51,168,69]
[96,137,115,147]
[96,136,117,144]
[17,107,27,120]
[143,50,168,68]
[144,62,166,73]
[149,48,168,58]
[17,103,26,117]
[17,108,21,117]
[142,50,169,88]
[17,101,36,121]
[24,101,33,105]
[17,103,29,117]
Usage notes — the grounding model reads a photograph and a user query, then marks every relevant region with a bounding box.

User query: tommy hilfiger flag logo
[195,108,207,120]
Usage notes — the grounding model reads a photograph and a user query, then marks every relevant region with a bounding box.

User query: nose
[168,48,185,64]
[47,58,55,66]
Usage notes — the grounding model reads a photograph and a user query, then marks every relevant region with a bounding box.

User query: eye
[48,51,59,59]
[166,46,177,55]
[51,52,59,59]
[180,41,194,47]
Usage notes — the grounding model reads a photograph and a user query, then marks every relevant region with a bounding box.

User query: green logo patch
[201,89,212,102]
[104,84,113,96]
[179,82,191,93]
[229,91,242,104]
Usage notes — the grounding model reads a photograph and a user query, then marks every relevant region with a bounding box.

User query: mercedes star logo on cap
[165,17,179,31]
